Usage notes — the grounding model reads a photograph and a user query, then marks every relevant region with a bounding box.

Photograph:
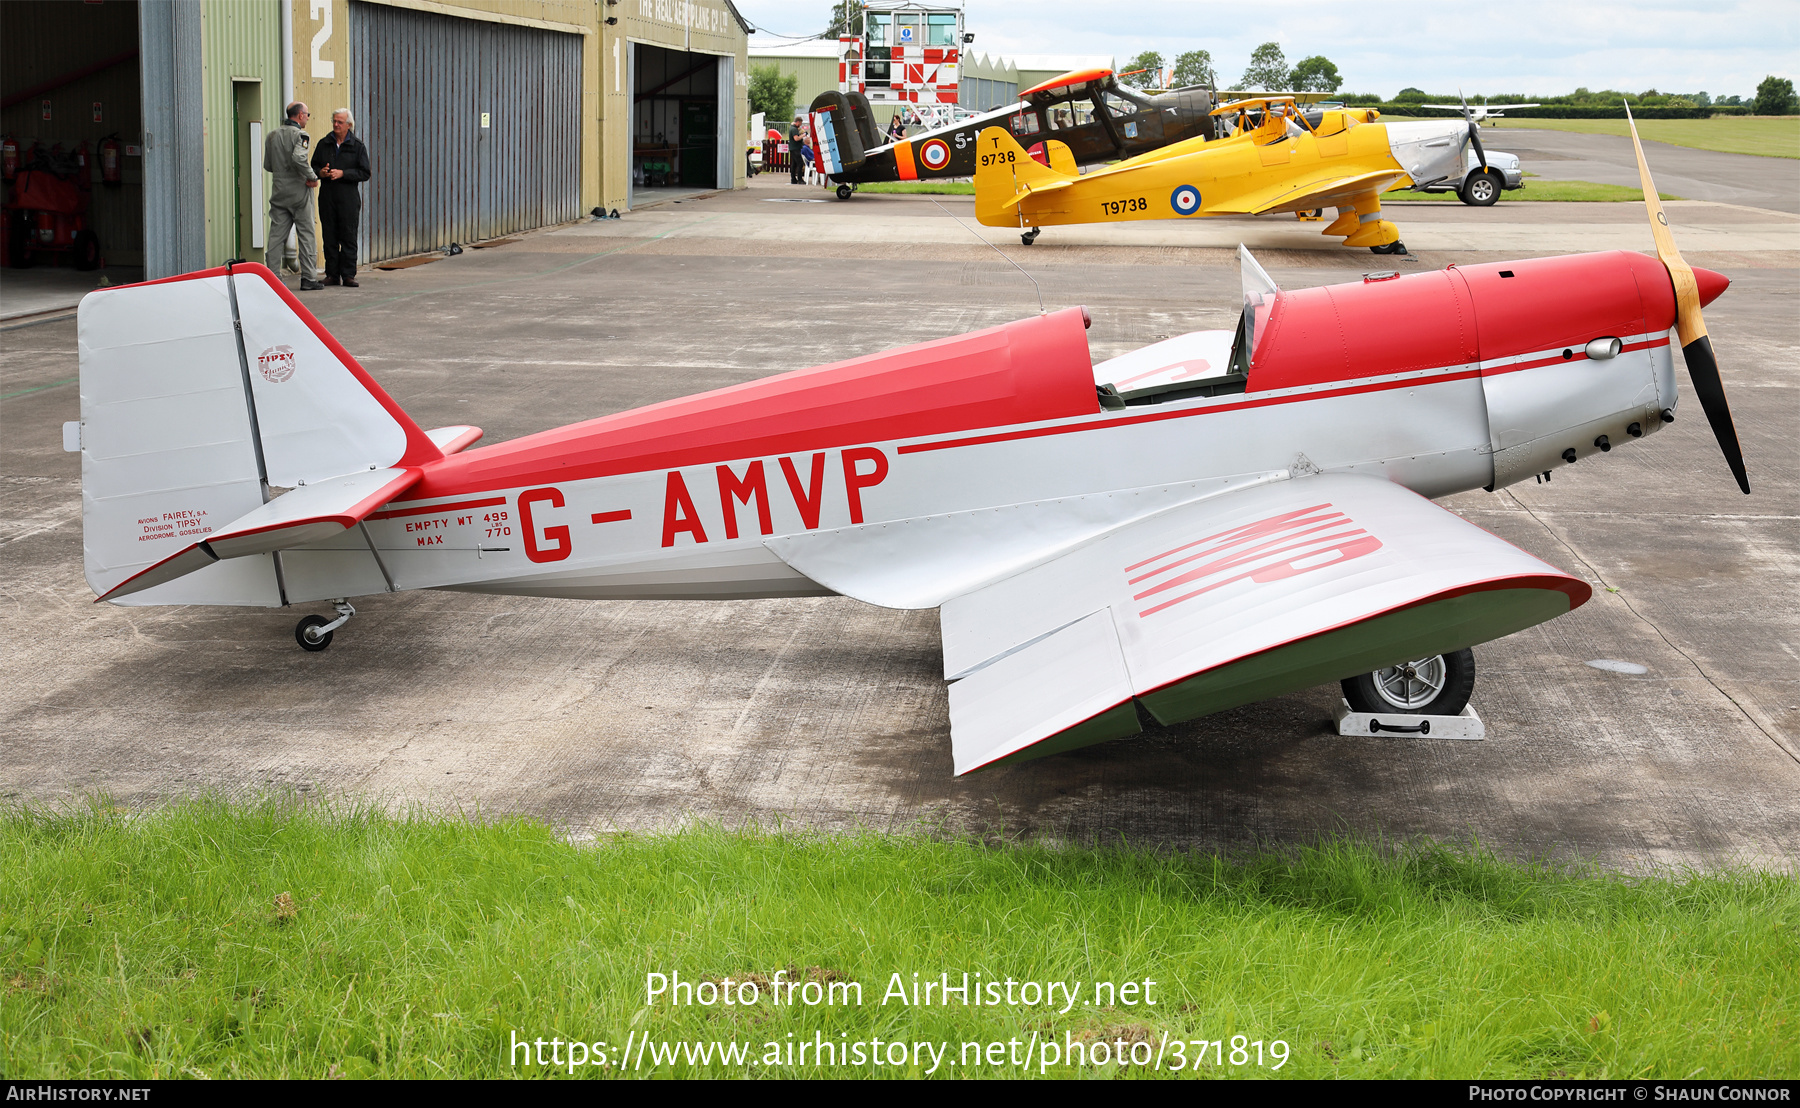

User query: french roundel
[919,139,952,171]
[1170,185,1202,216]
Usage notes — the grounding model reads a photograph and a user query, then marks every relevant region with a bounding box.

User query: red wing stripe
[368,496,507,521]
[1128,507,1344,581]
[1138,532,1376,617]
[1133,525,1367,598]
[1125,503,1336,573]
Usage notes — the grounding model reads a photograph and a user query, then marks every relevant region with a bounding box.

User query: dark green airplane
[808,68,1219,200]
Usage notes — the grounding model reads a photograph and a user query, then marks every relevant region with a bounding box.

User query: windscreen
[1233,245,1280,373]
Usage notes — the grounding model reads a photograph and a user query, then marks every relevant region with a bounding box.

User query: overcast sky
[732,0,1798,99]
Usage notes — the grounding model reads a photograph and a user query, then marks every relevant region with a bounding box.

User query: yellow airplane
[973,97,1492,254]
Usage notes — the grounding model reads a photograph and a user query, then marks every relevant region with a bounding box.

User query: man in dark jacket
[310,108,371,286]
[788,115,807,184]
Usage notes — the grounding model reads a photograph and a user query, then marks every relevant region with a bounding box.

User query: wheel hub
[1372,655,1448,710]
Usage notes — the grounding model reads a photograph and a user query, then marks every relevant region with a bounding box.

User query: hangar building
[0,0,748,284]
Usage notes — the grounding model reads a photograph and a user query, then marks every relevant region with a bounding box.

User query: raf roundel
[919,139,951,172]
[1170,185,1202,217]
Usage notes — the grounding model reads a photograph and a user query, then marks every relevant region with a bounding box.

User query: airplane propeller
[1626,102,1749,494]
[1457,89,1489,172]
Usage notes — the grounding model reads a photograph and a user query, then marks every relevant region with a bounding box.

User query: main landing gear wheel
[1341,648,1476,716]
[836,183,855,200]
[295,615,334,652]
[1020,228,1041,245]
[1369,240,1408,255]
[1460,169,1502,207]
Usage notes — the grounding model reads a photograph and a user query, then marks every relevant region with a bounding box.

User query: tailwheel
[1020,228,1041,245]
[295,615,334,652]
[1369,241,1409,255]
[294,600,356,652]
[836,183,855,200]
[1341,648,1475,716]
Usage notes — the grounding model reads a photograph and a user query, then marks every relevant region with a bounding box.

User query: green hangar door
[350,2,581,262]
[631,43,733,204]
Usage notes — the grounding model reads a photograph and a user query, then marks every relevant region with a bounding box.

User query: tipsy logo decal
[1125,502,1382,618]
[257,345,297,383]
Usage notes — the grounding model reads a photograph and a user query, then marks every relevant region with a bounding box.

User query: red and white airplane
[72,117,1745,775]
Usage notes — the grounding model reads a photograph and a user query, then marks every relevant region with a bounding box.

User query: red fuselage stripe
[898,367,1489,455]
[368,496,507,520]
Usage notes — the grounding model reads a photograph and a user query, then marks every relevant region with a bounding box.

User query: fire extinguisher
[73,141,92,190]
[98,133,122,186]
[1,135,17,181]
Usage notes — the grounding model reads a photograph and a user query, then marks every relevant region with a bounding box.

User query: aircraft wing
[936,474,1589,774]
[1208,168,1409,215]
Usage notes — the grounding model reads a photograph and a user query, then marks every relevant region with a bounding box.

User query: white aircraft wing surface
[939,473,1589,775]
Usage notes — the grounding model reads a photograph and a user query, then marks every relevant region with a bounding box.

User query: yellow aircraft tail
[972,126,1077,227]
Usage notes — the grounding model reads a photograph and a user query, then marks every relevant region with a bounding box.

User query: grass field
[3,800,1795,1079]
[1385,180,1683,202]
[1489,117,1800,159]
[857,181,975,195]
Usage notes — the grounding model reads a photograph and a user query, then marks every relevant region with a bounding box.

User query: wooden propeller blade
[1627,103,1748,493]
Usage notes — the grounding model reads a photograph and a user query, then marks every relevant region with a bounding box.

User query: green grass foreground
[1489,116,1800,159]
[1385,180,1683,202]
[855,181,975,195]
[3,801,1795,1079]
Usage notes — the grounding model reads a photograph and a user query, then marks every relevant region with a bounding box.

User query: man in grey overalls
[264,101,323,290]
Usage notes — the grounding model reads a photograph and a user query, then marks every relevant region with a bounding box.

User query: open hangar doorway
[630,42,733,209]
[0,0,146,317]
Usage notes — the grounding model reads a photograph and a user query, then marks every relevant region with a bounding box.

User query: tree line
[1121,43,1342,93]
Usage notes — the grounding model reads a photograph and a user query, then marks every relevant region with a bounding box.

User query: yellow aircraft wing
[1207,168,1408,215]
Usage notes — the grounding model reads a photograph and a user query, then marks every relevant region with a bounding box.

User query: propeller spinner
[1626,102,1749,493]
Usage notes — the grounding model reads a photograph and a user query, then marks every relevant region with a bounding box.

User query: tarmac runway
[4,169,1796,871]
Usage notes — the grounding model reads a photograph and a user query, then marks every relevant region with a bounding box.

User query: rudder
[76,262,441,604]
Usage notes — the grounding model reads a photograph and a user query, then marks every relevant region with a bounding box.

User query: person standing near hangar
[265,102,323,291]
[311,109,371,287]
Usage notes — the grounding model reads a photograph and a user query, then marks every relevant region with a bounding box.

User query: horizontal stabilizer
[99,467,419,601]
[426,425,484,454]
[1001,180,1074,211]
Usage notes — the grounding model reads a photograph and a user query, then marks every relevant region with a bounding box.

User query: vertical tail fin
[77,262,440,604]
[972,126,1075,226]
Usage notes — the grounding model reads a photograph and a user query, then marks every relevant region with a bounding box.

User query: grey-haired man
[310,108,371,287]
[263,101,322,290]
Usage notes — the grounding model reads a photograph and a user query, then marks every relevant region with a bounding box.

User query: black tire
[836,183,854,200]
[73,229,100,271]
[295,614,334,652]
[1368,240,1407,255]
[1460,169,1502,206]
[1020,229,1040,245]
[1342,648,1475,716]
